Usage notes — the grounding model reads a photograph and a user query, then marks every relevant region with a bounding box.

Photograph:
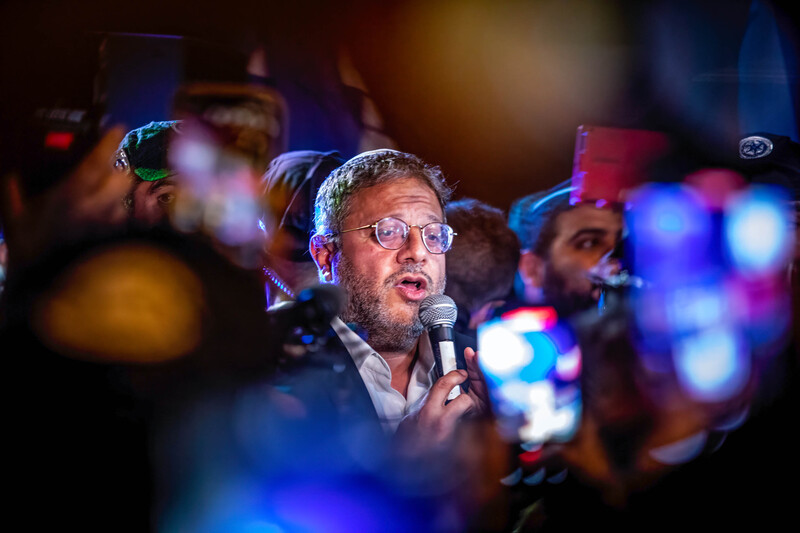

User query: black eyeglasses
[333,216,456,254]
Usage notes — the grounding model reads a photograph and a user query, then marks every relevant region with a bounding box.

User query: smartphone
[171,82,288,174]
[570,125,670,208]
[9,32,106,199]
[168,83,289,266]
[477,306,581,445]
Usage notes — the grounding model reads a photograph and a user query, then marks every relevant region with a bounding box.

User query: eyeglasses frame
[329,216,457,254]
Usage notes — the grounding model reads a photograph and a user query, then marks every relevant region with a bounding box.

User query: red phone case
[571,125,670,207]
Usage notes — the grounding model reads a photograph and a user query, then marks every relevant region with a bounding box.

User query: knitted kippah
[119,121,182,181]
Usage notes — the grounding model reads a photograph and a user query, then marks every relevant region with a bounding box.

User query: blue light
[666,285,725,332]
[628,184,712,284]
[656,210,685,233]
[630,184,709,248]
[714,406,749,431]
[518,332,558,383]
[546,469,568,484]
[725,186,792,276]
[523,468,546,485]
[674,326,750,402]
[500,467,523,486]
[273,482,386,533]
[478,320,533,377]
[649,431,708,465]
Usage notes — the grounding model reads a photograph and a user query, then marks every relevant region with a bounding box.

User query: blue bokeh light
[478,321,533,377]
[628,184,713,284]
[674,326,750,402]
[649,431,708,465]
[725,186,792,276]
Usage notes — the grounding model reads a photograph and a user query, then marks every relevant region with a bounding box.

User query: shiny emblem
[113,148,130,172]
[739,136,773,159]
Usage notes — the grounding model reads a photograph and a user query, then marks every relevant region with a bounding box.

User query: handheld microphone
[419,294,468,400]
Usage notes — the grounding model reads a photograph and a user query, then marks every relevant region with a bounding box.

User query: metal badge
[114,148,130,173]
[739,136,774,159]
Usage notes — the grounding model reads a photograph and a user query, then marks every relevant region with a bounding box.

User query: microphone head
[419,294,457,329]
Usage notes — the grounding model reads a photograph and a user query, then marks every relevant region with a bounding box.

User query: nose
[398,226,428,264]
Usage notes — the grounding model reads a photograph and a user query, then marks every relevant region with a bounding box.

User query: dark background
[2,0,794,211]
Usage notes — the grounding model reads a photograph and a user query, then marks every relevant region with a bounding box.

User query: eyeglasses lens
[374,218,452,253]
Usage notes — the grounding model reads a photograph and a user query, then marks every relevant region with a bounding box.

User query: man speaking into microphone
[226,149,496,533]
[309,149,488,445]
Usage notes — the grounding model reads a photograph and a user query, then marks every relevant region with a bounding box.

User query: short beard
[334,253,441,353]
[541,262,598,318]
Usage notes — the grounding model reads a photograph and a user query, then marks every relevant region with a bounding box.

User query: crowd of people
[1,5,799,531]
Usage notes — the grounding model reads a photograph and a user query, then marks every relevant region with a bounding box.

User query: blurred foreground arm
[1,127,128,269]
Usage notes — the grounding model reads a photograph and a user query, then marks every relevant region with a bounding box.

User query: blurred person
[1,123,276,532]
[736,132,800,263]
[444,198,520,338]
[0,127,130,277]
[511,135,800,531]
[732,130,800,398]
[261,149,344,306]
[0,125,173,532]
[508,180,623,317]
[116,121,182,227]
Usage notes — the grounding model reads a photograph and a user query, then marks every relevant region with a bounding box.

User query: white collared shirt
[332,317,436,433]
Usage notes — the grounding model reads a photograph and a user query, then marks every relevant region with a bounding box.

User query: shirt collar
[331,317,378,371]
[331,317,435,375]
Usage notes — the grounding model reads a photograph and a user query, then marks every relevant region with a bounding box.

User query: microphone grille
[418,294,457,328]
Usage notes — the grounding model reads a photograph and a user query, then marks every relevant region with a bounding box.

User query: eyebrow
[383,213,443,224]
[149,179,175,192]
[567,227,612,243]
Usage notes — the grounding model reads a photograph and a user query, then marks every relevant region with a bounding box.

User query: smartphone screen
[477,307,581,445]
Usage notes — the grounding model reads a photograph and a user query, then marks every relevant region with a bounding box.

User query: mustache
[383,264,434,288]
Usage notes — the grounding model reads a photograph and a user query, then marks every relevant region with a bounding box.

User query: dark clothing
[453,303,478,344]
[156,325,480,533]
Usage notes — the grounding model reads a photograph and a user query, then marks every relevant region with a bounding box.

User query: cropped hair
[445,198,520,312]
[313,149,452,243]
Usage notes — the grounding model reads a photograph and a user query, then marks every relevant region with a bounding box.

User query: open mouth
[400,279,424,290]
[394,274,429,300]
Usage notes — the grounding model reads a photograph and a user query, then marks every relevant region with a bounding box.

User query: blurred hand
[464,347,490,412]
[1,126,128,268]
[58,126,129,226]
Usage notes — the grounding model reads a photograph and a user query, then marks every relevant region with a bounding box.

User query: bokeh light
[725,186,793,276]
[673,326,750,402]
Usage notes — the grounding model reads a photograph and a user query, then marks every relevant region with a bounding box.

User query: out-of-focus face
[130,178,177,226]
[325,177,447,352]
[541,204,623,314]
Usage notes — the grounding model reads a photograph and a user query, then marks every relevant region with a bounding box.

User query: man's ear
[518,250,545,302]
[310,234,336,281]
